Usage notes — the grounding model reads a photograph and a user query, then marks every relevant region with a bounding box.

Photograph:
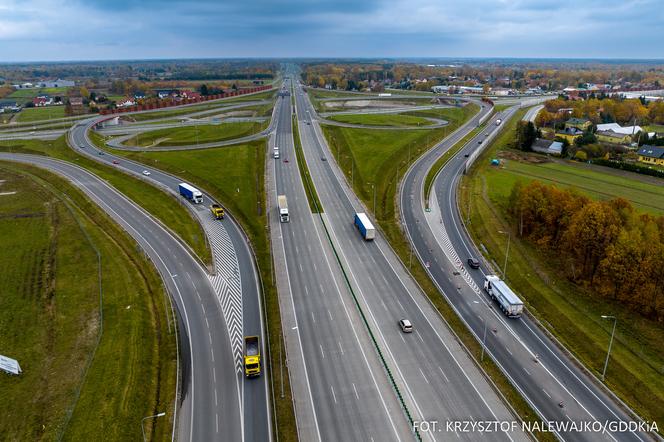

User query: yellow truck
[210,204,225,220]
[244,336,261,377]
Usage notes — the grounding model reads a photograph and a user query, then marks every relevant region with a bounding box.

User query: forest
[508,181,664,321]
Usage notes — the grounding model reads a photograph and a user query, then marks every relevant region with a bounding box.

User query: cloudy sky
[0,0,662,61]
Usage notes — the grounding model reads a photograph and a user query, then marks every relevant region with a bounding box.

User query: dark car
[464,153,470,157]
[98,151,104,155]
[467,258,480,269]
[112,160,119,164]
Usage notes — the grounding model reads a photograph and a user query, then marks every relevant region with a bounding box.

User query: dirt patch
[323,99,419,109]
[498,150,551,164]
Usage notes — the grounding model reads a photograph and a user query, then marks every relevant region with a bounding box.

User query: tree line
[508,181,664,321]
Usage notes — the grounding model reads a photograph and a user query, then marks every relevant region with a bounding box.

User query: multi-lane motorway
[286,70,530,441]
[400,101,653,441]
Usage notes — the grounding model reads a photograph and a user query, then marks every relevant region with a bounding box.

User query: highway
[399,101,653,441]
[290,71,529,441]
[269,79,414,441]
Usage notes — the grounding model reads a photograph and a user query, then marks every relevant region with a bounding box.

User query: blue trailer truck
[354,212,375,240]
[179,183,203,204]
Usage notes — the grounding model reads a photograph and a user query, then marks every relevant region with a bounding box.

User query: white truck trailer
[484,275,523,318]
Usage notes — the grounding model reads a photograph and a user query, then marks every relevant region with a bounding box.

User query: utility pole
[601,315,617,381]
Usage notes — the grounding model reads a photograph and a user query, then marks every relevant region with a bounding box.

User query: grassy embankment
[113,141,298,441]
[0,137,211,266]
[326,113,434,127]
[458,111,664,426]
[0,162,176,441]
[123,121,267,148]
[292,114,323,212]
[322,104,558,441]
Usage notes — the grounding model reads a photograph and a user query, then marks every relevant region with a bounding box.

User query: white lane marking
[542,389,551,399]
[319,344,325,359]
[416,330,425,343]
[338,341,344,355]
[330,385,337,404]
[438,366,450,383]
[352,383,360,400]
[419,368,430,384]
[311,311,316,323]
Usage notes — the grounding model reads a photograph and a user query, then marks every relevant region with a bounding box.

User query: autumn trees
[508,181,664,320]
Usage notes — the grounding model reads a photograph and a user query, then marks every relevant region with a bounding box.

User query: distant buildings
[13,79,75,89]
[596,130,633,145]
[0,100,19,112]
[116,97,136,108]
[565,118,592,132]
[556,127,584,144]
[637,146,664,166]
[532,139,563,156]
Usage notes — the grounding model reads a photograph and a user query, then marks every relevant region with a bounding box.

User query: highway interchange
[0,68,657,442]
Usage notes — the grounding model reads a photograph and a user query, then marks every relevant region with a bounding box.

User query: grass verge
[424,123,487,205]
[0,162,176,441]
[326,112,434,127]
[110,141,298,441]
[0,137,212,267]
[458,111,664,427]
[292,114,323,212]
[123,121,267,147]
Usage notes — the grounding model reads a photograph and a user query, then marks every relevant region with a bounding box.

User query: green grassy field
[458,109,664,427]
[0,162,176,441]
[113,141,298,441]
[15,106,66,122]
[0,137,211,266]
[321,103,479,223]
[489,159,664,215]
[8,87,69,101]
[292,114,323,212]
[644,124,664,134]
[124,121,267,147]
[326,112,434,127]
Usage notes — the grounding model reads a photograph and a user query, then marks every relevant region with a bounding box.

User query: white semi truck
[484,275,523,318]
[278,195,289,222]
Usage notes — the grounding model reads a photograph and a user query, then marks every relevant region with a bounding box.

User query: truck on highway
[483,275,523,318]
[354,212,375,241]
[244,336,261,377]
[210,204,225,220]
[178,183,203,204]
[278,195,289,222]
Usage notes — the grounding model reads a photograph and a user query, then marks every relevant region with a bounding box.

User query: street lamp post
[601,315,617,381]
[142,412,166,442]
[481,320,488,362]
[498,230,511,279]
[368,182,376,215]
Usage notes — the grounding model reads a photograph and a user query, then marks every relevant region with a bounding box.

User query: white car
[398,319,413,333]
[142,170,151,176]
